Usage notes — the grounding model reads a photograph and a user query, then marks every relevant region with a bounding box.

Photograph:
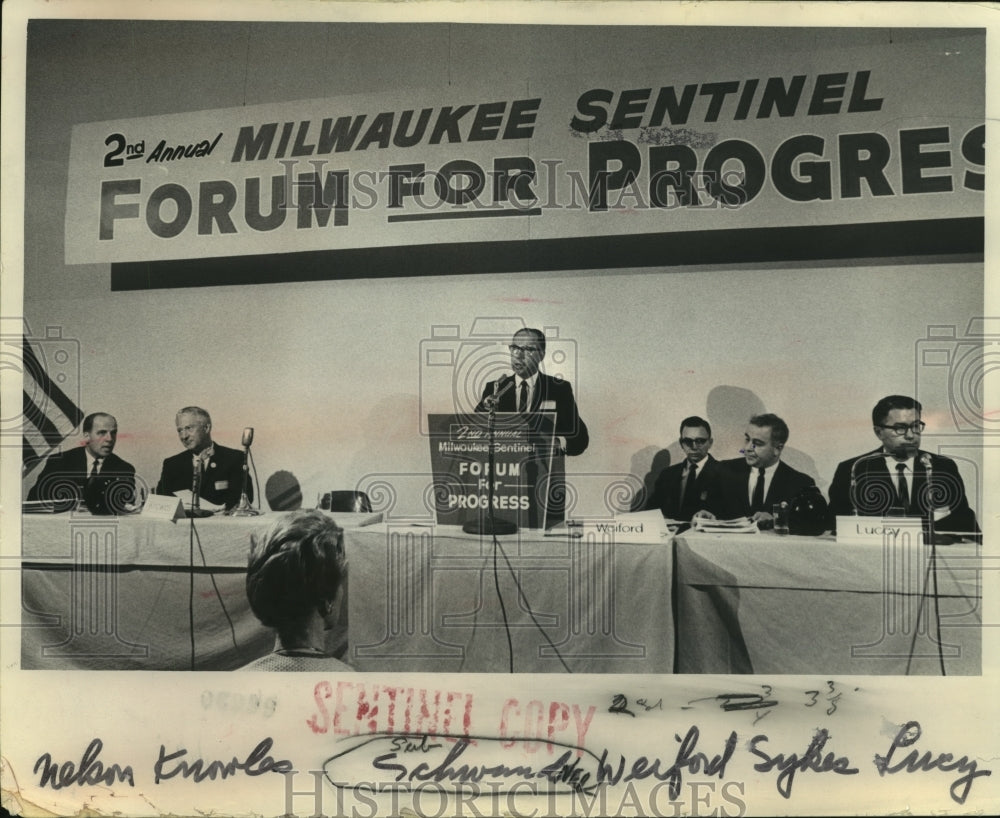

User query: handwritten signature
[33,737,292,789]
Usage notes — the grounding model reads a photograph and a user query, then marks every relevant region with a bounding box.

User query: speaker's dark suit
[645,455,722,521]
[827,448,979,535]
[476,372,589,456]
[711,458,816,520]
[26,447,136,514]
[156,444,250,510]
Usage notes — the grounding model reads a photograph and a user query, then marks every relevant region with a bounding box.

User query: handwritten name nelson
[34,737,291,789]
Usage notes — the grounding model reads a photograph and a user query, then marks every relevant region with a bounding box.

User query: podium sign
[427,413,565,530]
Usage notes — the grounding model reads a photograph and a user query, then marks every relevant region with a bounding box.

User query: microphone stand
[463,381,517,536]
[909,452,946,675]
[920,453,936,546]
[228,436,259,517]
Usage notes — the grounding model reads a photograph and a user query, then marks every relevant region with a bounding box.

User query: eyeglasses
[509,344,541,355]
[877,421,926,436]
[680,437,709,447]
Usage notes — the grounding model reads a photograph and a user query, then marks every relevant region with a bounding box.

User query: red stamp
[308,681,474,738]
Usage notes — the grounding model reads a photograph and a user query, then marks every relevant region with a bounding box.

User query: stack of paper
[690,516,759,534]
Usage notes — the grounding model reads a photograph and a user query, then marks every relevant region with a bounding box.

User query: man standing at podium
[476,327,589,456]
[156,406,250,510]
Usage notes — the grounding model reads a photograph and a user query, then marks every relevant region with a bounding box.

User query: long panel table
[18,513,982,674]
[18,513,675,673]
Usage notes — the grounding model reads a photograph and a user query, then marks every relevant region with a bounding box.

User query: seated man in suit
[475,327,589,456]
[645,415,722,522]
[704,413,815,528]
[156,406,250,510]
[27,412,136,514]
[827,395,979,537]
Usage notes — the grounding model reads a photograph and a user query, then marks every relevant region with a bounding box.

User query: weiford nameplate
[427,413,564,529]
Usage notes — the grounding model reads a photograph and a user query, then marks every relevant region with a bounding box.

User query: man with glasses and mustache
[827,395,979,537]
[475,327,589,456]
[645,416,722,522]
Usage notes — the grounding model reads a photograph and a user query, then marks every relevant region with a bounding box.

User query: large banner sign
[65,32,984,280]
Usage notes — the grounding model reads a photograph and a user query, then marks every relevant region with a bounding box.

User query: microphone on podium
[482,374,513,412]
[464,374,518,536]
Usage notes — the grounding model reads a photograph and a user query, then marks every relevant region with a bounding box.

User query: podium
[427,413,565,530]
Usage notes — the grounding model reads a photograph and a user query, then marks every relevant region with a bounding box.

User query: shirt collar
[882,449,916,469]
[757,460,779,475]
[687,456,707,473]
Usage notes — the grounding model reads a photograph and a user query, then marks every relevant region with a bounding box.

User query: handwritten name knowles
[33,737,291,790]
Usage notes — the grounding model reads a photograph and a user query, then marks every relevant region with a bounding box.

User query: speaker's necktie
[518,380,528,413]
[896,463,910,513]
[751,467,765,513]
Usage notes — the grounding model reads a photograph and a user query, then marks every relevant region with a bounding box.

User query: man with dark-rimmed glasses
[646,415,722,522]
[827,394,979,537]
[475,327,589,456]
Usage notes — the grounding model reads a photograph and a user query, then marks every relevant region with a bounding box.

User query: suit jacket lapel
[763,461,783,505]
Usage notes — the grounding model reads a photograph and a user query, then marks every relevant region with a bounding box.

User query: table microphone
[229,426,259,517]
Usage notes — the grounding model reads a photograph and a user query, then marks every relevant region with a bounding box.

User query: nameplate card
[571,511,667,543]
[836,515,925,546]
[141,494,185,522]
